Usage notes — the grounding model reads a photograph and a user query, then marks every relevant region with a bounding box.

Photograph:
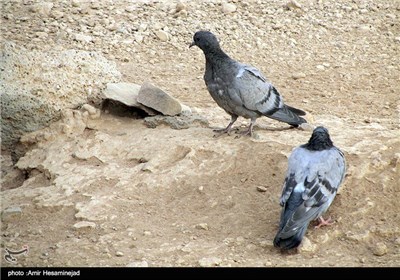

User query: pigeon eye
[195,37,200,42]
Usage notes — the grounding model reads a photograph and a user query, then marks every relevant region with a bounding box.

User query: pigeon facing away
[189,30,307,136]
[273,126,346,250]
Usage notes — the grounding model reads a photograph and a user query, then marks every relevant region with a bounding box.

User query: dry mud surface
[1,0,399,267]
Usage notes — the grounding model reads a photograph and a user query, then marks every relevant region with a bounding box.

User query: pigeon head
[189,31,221,52]
[304,126,334,151]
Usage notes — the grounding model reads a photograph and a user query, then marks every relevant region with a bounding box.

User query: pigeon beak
[189,41,195,48]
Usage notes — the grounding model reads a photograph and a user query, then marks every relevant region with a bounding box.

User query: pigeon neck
[203,47,230,62]
[303,135,333,151]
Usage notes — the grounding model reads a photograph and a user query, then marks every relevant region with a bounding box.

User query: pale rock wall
[0,41,121,150]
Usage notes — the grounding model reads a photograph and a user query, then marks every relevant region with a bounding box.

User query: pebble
[74,33,92,43]
[195,223,209,230]
[372,242,388,256]
[1,206,22,222]
[292,72,306,80]
[116,251,124,257]
[199,257,222,267]
[285,0,302,10]
[51,11,64,19]
[256,186,267,192]
[72,0,81,8]
[176,2,187,13]
[73,221,96,229]
[298,237,317,253]
[143,230,152,236]
[221,3,237,14]
[126,261,148,267]
[259,240,273,248]
[81,104,97,115]
[133,34,144,43]
[155,30,170,42]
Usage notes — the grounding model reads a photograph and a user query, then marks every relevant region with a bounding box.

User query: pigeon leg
[314,216,333,229]
[213,115,238,135]
[238,118,256,137]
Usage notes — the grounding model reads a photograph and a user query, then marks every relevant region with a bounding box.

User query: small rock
[322,62,330,68]
[134,34,144,43]
[235,236,245,245]
[73,221,96,230]
[199,257,222,267]
[107,24,118,32]
[142,112,209,129]
[359,25,370,32]
[181,243,193,253]
[3,13,14,20]
[29,2,53,16]
[72,0,81,8]
[316,65,325,70]
[195,223,209,230]
[298,237,317,252]
[371,242,387,256]
[221,3,237,14]
[259,240,273,248]
[1,206,22,222]
[51,10,64,19]
[35,32,48,39]
[345,231,371,242]
[90,2,101,9]
[316,233,330,244]
[139,24,147,32]
[180,104,192,114]
[292,72,306,80]
[81,104,100,118]
[74,33,92,43]
[386,13,396,20]
[143,230,152,236]
[299,123,314,131]
[285,0,302,10]
[394,37,400,43]
[126,261,148,267]
[173,9,188,18]
[116,251,124,257]
[125,6,136,13]
[256,186,267,192]
[175,2,187,13]
[155,30,170,42]
[137,82,182,116]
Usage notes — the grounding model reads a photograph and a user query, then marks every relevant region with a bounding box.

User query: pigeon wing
[233,64,284,115]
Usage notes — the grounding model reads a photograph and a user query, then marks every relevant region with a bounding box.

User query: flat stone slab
[137,82,182,116]
[103,82,157,115]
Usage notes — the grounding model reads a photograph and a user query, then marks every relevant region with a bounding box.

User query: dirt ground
[1,0,399,267]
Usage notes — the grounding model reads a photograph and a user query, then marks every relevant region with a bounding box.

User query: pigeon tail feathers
[273,223,308,250]
[286,105,306,116]
[267,105,307,126]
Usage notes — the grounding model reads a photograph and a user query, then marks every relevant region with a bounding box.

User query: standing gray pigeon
[189,30,307,136]
[273,126,346,250]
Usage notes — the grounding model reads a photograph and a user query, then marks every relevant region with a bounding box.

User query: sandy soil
[1,0,399,267]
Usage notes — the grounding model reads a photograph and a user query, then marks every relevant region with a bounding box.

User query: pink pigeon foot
[314,216,334,229]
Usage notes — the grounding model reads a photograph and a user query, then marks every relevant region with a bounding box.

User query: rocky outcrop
[0,41,121,151]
